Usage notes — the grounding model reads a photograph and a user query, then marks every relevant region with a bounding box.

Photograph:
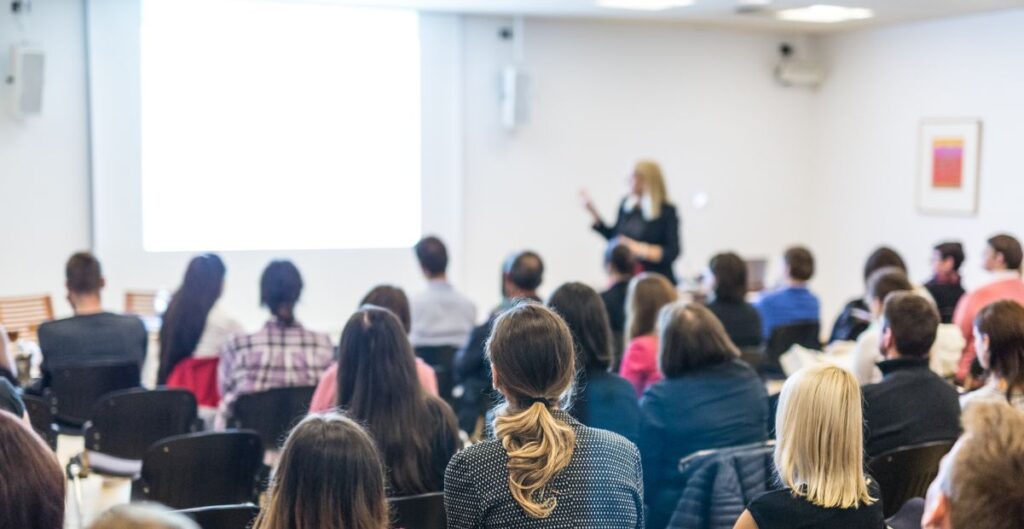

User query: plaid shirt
[216,319,334,429]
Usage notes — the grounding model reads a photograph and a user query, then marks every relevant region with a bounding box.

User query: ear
[922,492,951,529]
[99,277,107,289]
[880,326,894,353]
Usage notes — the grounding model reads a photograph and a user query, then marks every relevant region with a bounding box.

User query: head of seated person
[260,260,304,326]
[254,413,388,529]
[0,410,64,529]
[625,272,677,341]
[867,267,914,320]
[923,402,1024,529]
[65,251,106,314]
[973,300,1024,403]
[158,253,227,384]
[931,241,965,280]
[879,291,939,361]
[708,251,748,304]
[862,247,907,291]
[783,246,815,287]
[657,302,739,378]
[360,285,411,334]
[547,282,614,373]
[502,250,544,300]
[605,242,636,284]
[983,233,1023,274]
[415,236,449,281]
[87,503,199,529]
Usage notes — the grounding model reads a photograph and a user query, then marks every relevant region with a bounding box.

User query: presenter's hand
[579,189,600,222]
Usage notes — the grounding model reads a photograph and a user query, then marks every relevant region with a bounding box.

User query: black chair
[762,321,821,378]
[177,503,260,529]
[390,492,446,529]
[132,430,265,509]
[45,363,141,433]
[868,440,954,518]
[230,385,316,450]
[22,393,58,450]
[886,497,926,529]
[415,345,457,405]
[738,345,765,372]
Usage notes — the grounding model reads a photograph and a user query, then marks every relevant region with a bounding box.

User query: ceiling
[327,0,1024,33]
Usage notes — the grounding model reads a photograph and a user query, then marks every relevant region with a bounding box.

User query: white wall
[460,17,816,311]
[0,0,90,315]
[810,9,1024,328]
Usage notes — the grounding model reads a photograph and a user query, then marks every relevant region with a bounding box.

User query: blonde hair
[87,504,199,529]
[774,365,875,509]
[625,272,678,343]
[634,160,668,219]
[487,304,577,519]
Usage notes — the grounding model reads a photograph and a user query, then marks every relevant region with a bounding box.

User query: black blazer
[594,199,681,284]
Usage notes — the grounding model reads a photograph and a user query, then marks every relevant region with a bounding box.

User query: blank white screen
[140,0,421,251]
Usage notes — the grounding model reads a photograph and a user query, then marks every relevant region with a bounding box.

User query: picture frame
[917,118,982,215]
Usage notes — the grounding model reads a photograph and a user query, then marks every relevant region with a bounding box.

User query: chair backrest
[390,492,446,529]
[0,294,53,343]
[124,290,159,317]
[22,393,58,450]
[868,440,955,518]
[134,431,265,509]
[176,503,260,529]
[47,363,141,426]
[886,497,926,529]
[763,321,821,375]
[85,388,199,459]
[414,345,457,404]
[231,386,316,450]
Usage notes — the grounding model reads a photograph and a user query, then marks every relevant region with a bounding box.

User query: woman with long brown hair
[619,272,678,396]
[335,306,460,496]
[253,413,388,529]
[445,303,643,528]
[0,410,65,529]
[962,300,1024,410]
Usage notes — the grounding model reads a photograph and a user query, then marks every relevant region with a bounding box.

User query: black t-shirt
[707,299,763,348]
[748,480,885,529]
[0,378,25,417]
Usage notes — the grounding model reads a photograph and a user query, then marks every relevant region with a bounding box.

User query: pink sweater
[619,335,662,397]
[953,276,1024,381]
[309,358,439,413]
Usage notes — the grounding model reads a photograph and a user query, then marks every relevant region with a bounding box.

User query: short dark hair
[988,234,1023,270]
[414,236,448,277]
[66,252,103,294]
[657,302,738,377]
[260,260,303,325]
[360,285,411,334]
[709,252,747,302]
[882,292,939,358]
[866,267,913,304]
[604,242,636,276]
[505,251,544,292]
[934,241,965,270]
[784,246,815,281]
[863,247,906,282]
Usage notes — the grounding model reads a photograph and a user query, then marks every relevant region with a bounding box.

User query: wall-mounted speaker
[500,65,529,131]
[8,45,45,119]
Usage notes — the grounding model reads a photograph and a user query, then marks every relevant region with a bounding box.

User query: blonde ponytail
[494,402,577,519]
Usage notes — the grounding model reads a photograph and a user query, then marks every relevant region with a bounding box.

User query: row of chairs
[0,291,160,344]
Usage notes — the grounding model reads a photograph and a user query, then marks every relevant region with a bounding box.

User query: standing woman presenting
[583,160,682,284]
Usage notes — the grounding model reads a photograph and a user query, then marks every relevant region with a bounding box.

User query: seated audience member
[830,247,908,343]
[705,252,763,348]
[862,292,960,458]
[216,260,333,429]
[318,307,459,496]
[36,252,147,390]
[619,272,678,396]
[445,304,644,528]
[926,241,967,324]
[922,402,1024,529]
[254,413,389,529]
[600,242,637,361]
[88,504,199,529]
[310,285,439,413]
[954,234,1024,382]
[455,250,543,434]
[0,323,16,383]
[158,254,243,418]
[734,365,885,529]
[961,300,1024,411]
[641,302,768,529]
[755,246,820,341]
[547,282,640,442]
[0,410,65,529]
[409,236,477,349]
[0,377,26,419]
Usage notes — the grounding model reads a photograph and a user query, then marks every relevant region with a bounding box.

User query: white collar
[987,270,1022,284]
[624,194,656,221]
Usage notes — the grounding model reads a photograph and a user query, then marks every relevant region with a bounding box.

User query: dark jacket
[454,315,497,433]
[707,299,763,348]
[594,200,681,284]
[829,297,872,343]
[925,278,965,324]
[601,280,630,364]
[640,360,769,529]
[862,357,961,458]
[37,313,148,390]
[570,368,640,444]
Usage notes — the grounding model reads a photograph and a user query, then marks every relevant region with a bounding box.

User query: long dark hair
[336,307,458,495]
[158,254,226,384]
[547,282,612,372]
[253,413,388,529]
[0,411,65,529]
[975,300,1024,402]
[261,260,303,326]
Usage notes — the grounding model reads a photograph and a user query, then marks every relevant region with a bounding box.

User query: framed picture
[917,119,982,215]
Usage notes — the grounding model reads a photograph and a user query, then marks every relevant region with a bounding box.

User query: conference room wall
[0,0,91,314]
[809,8,1024,330]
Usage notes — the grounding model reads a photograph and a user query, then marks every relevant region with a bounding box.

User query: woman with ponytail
[444,303,644,528]
[215,260,334,429]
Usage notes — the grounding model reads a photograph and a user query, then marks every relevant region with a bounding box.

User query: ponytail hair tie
[524,396,551,407]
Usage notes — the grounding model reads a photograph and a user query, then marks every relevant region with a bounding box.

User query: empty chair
[390,492,446,529]
[21,393,58,450]
[124,290,160,317]
[230,385,316,450]
[762,321,820,377]
[132,430,265,509]
[176,503,260,529]
[46,363,141,432]
[868,440,955,518]
[415,345,457,404]
[0,294,53,343]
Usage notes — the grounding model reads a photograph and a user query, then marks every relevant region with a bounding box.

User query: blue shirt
[754,286,821,339]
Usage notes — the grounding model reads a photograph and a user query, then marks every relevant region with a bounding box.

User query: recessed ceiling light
[776,4,873,23]
[596,0,694,11]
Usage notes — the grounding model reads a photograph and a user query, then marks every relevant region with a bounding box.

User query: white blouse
[192,305,245,359]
